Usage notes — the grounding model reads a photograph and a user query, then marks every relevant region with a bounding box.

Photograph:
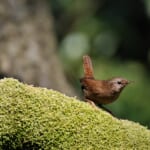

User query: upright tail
[82,55,94,79]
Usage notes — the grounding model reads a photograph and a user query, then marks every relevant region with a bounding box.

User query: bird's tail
[82,55,94,79]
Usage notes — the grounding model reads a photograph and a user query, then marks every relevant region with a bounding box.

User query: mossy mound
[0,78,150,149]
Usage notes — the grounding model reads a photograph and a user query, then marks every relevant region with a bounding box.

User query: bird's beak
[123,80,133,85]
[128,80,134,84]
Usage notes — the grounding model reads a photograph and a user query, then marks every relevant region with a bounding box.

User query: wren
[80,55,131,113]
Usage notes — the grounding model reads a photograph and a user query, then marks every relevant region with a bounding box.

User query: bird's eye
[117,81,122,84]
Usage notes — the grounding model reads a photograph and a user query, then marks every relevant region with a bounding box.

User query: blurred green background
[50,0,150,127]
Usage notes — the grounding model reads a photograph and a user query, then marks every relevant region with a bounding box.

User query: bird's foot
[85,99,99,110]
[85,99,115,117]
[98,104,115,116]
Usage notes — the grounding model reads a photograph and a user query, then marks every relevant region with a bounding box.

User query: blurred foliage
[50,0,150,127]
[51,0,150,63]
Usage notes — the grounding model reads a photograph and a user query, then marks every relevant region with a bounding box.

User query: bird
[80,55,131,113]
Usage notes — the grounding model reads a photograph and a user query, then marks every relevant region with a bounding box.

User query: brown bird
[80,55,131,113]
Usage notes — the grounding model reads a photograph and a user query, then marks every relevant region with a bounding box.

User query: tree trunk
[0,0,75,96]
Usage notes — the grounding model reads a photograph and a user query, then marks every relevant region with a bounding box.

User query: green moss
[0,78,150,149]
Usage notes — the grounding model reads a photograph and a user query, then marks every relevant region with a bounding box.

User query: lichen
[0,78,150,149]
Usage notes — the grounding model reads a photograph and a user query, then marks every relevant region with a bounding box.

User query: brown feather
[83,55,94,79]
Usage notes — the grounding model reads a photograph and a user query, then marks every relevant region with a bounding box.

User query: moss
[0,78,150,149]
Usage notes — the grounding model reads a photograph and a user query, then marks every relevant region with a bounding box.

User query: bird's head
[109,77,131,93]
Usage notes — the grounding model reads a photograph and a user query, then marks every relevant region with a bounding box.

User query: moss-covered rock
[0,78,150,149]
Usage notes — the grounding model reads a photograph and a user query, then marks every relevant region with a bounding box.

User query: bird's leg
[85,99,115,116]
[85,99,99,109]
[98,104,114,116]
